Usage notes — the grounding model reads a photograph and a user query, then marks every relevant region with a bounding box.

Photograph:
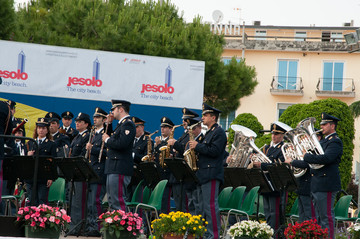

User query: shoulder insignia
[277,144,281,148]
[45,139,48,142]
[211,127,215,131]
[199,136,202,141]
[64,145,68,148]
[122,119,126,124]
[329,136,333,140]
[143,135,146,140]
[125,130,130,135]
[82,133,86,137]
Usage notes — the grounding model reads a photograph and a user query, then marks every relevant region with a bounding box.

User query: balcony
[316,78,355,97]
[270,76,304,96]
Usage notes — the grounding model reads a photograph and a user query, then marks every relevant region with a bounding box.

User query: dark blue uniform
[105,116,135,210]
[195,123,227,239]
[52,131,70,157]
[86,128,106,234]
[304,132,342,239]
[261,142,286,234]
[61,126,78,143]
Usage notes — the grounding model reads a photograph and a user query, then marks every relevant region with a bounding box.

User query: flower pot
[24,225,60,239]
[102,230,137,239]
[163,233,195,239]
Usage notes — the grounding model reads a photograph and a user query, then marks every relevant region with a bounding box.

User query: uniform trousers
[172,183,186,212]
[69,182,87,234]
[26,182,49,206]
[199,179,220,239]
[312,191,337,239]
[106,174,130,211]
[298,194,315,222]
[161,185,172,214]
[263,191,286,234]
[186,186,201,215]
[86,183,106,232]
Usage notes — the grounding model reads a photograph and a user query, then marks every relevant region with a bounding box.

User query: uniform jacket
[89,128,106,184]
[195,123,227,185]
[260,142,285,171]
[70,130,89,157]
[304,132,342,192]
[133,134,151,164]
[105,116,136,176]
[52,131,70,157]
[61,126,79,143]
[0,101,12,160]
[153,136,170,179]
[14,141,28,156]
[291,160,311,196]
[173,131,189,158]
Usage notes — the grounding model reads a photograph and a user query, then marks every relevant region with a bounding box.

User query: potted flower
[16,204,71,239]
[347,222,360,239]
[227,220,273,239]
[284,219,328,239]
[98,209,143,239]
[151,211,207,239]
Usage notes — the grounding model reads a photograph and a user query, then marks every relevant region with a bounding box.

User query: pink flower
[133,232,137,236]
[25,215,30,220]
[30,221,36,227]
[43,217,48,222]
[24,207,29,212]
[55,219,60,224]
[40,222,45,228]
[18,210,23,215]
[127,226,132,231]
[105,218,113,224]
[49,216,55,222]
[113,215,119,221]
[140,229,144,234]
[55,211,61,217]
[60,209,66,214]
[120,220,126,225]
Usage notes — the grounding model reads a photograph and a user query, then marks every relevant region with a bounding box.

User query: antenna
[212,10,224,23]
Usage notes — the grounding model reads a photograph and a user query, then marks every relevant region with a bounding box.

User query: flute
[98,113,111,162]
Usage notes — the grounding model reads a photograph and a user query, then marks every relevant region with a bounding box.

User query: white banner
[0,40,205,109]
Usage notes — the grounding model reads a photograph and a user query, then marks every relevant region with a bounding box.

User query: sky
[14,0,360,27]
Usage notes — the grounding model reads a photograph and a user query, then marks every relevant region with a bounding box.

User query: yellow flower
[199,226,202,229]
[182,226,186,230]
[193,227,196,230]
[205,221,208,225]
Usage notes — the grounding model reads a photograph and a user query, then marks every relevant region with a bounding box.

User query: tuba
[228,124,272,168]
[183,122,201,171]
[281,138,307,178]
[141,130,158,162]
[159,124,183,167]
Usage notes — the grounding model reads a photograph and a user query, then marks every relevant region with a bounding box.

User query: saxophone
[141,130,158,162]
[159,124,183,167]
[183,122,201,171]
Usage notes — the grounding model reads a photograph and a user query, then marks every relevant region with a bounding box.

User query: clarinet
[85,126,95,160]
[98,121,110,163]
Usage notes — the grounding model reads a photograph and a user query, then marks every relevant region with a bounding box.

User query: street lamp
[344,28,360,53]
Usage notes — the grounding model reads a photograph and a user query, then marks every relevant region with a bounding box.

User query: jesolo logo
[141,65,174,94]
[0,51,28,80]
[67,58,103,87]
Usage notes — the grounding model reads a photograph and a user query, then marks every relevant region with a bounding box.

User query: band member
[304,113,342,239]
[27,118,57,205]
[188,103,227,239]
[61,111,79,142]
[102,100,135,211]
[85,107,108,237]
[45,112,70,157]
[68,112,91,235]
[167,108,199,212]
[154,117,174,213]
[253,122,287,235]
[13,122,27,156]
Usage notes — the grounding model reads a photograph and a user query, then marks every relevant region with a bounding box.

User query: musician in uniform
[102,100,135,211]
[45,112,70,157]
[154,117,174,213]
[27,118,57,205]
[253,122,287,235]
[167,108,199,212]
[13,122,27,156]
[85,107,108,237]
[304,113,342,239]
[61,111,79,142]
[68,112,91,235]
[188,103,227,239]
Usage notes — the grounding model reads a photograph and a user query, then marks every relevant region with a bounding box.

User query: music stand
[247,168,274,194]
[138,161,162,188]
[56,157,99,237]
[164,158,198,212]
[267,163,297,192]
[224,168,254,189]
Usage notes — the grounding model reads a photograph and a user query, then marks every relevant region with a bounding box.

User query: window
[219,111,235,130]
[277,103,294,119]
[277,60,298,90]
[322,31,331,42]
[255,30,266,40]
[331,32,343,42]
[322,61,344,91]
[222,58,241,65]
[295,31,307,41]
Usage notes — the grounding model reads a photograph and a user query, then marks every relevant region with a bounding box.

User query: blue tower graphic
[93,58,100,80]
[165,65,172,87]
[18,51,26,73]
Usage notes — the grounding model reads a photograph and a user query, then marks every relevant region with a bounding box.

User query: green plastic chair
[218,186,233,208]
[126,180,144,208]
[287,197,299,224]
[334,195,352,229]
[47,178,66,208]
[222,186,260,236]
[256,195,265,218]
[135,180,168,235]
[142,186,151,204]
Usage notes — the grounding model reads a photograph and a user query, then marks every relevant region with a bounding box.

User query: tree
[12,0,257,114]
[0,0,16,40]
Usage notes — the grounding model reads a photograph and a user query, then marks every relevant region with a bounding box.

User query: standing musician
[85,107,108,237]
[167,108,199,212]
[45,112,70,157]
[188,103,227,239]
[61,111,79,142]
[102,100,135,211]
[154,117,174,213]
[68,112,91,235]
[27,118,57,205]
[303,113,342,239]
[253,122,287,235]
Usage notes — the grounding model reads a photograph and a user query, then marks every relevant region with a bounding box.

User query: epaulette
[121,118,126,124]
[329,136,333,140]
[45,139,49,143]
[100,129,104,134]
[277,144,281,148]
[198,136,203,141]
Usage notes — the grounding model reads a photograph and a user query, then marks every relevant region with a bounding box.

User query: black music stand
[56,157,99,237]
[224,167,254,189]
[247,168,274,194]
[138,161,162,188]
[164,158,198,212]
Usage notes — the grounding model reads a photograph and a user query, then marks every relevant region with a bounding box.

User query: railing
[316,78,355,97]
[271,76,304,90]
